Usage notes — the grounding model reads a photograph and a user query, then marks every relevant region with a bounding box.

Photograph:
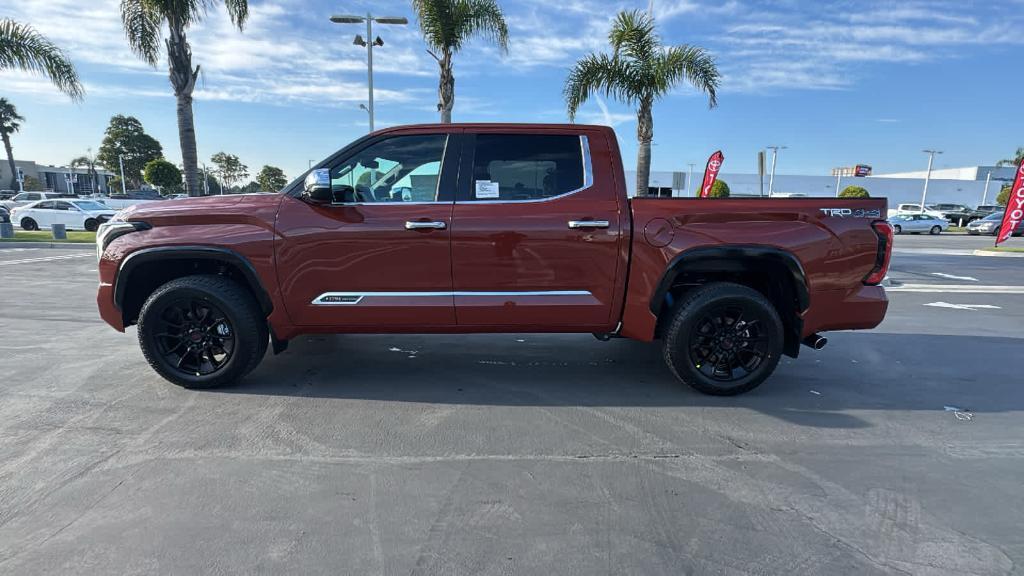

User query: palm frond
[120,0,163,65]
[413,0,508,54]
[413,0,453,51]
[458,0,509,54]
[222,0,250,30]
[0,19,84,100]
[608,10,657,62]
[655,45,720,107]
[564,53,641,121]
[0,98,25,133]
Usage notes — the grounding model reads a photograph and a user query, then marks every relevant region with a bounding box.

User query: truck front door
[449,130,626,330]
[275,131,460,328]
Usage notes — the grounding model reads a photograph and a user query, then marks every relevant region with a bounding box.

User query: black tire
[137,275,267,389]
[84,218,99,232]
[662,282,784,396]
[892,224,901,234]
[929,225,941,235]
[20,217,37,231]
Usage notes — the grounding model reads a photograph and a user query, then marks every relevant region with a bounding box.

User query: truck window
[469,134,585,201]
[329,134,447,203]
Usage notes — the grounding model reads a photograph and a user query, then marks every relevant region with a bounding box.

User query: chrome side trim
[312,290,592,305]
[460,135,593,204]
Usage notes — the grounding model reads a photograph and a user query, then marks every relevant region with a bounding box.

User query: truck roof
[371,122,612,134]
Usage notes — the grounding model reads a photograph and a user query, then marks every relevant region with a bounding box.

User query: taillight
[863,220,893,285]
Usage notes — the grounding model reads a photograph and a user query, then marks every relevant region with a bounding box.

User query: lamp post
[982,170,992,205]
[920,149,942,212]
[766,145,786,196]
[118,154,127,195]
[687,163,695,196]
[330,13,408,133]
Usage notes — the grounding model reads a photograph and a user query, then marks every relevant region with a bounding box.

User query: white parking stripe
[0,253,93,266]
[931,272,978,282]
[888,284,1024,294]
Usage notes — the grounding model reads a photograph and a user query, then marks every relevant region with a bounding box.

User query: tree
[0,19,84,100]
[0,98,24,190]
[144,158,182,191]
[97,115,163,189]
[119,0,249,196]
[565,10,719,196]
[107,175,124,194]
[21,175,43,191]
[997,185,1011,207]
[239,181,260,194]
[256,165,287,191]
[413,0,509,123]
[707,179,729,198]
[203,171,221,195]
[839,185,870,198]
[997,147,1023,167]
[70,149,101,194]
[210,152,248,192]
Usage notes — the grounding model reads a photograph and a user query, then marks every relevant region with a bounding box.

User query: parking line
[0,253,93,266]
[888,284,1024,294]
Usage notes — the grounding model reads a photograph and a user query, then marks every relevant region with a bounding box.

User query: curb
[0,242,95,250]
[972,249,1024,258]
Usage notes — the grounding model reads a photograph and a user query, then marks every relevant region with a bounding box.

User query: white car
[10,199,118,232]
[0,191,64,211]
[886,203,945,219]
[887,213,950,235]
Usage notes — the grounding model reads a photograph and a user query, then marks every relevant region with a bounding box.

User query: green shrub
[707,179,730,198]
[996,184,1011,206]
[143,158,182,190]
[839,185,870,198]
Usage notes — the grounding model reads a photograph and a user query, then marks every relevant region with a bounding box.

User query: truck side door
[275,130,460,328]
[449,130,626,330]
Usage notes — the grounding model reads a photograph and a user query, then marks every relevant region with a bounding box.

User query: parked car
[927,203,984,226]
[966,212,1024,236]
[97,123,892,396]
[976,204,1002,215]
[0,190,17,201]
[0,191,64,211]
[887,213,949,234]
[887,203,944,219]
[0,205,9,223]
[11,198,117,231]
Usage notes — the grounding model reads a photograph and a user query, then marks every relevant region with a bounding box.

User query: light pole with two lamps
[330,13,408,133]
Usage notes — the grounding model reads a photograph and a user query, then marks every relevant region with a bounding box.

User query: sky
[2,0,1023,183]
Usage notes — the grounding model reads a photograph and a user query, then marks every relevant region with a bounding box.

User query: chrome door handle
[568,220,610,229]
[405,221,447,230]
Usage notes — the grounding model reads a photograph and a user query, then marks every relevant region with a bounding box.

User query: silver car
[887,213,949,235]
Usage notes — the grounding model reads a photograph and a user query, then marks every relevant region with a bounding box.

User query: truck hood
[117,193,283,226]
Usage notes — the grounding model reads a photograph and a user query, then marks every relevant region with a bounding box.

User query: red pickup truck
[96,124,890,395]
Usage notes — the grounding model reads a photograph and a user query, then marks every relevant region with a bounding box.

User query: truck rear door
[449,129,627,330]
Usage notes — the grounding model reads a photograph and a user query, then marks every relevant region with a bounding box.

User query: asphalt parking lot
[1,235,1022,575]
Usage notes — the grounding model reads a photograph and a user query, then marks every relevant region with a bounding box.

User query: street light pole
[835,172,842,197]
[331,14,408,133]
[687,163,695,196]
[920,149,942,212]
[118,154,127,195]
[982,170,992,205]
[766,145,786,196]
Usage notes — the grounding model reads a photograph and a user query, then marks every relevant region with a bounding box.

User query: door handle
[405,221,447,230]
[568,220,610,229]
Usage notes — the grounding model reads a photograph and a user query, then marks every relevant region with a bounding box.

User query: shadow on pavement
[214,331,1022,430]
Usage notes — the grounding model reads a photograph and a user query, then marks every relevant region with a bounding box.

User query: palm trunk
[437,49,454,124]
[167,21,201,196]
[3,132,16,190]
[635,99,653,197]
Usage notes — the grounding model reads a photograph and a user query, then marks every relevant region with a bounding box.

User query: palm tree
[564,10,719,196]
[119,0,249,196]
[71,149,101,194]
[412,0,509,123]
[0,19,84,100]
[0,99,25,190]
[997,147,1024,167]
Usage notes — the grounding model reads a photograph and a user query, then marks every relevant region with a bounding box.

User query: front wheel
[930,225,941,235]
[893,224,902,234]
[84,218,99,232]
[137,275,267,389]
[20,218,37,231]
[662,282,784,396]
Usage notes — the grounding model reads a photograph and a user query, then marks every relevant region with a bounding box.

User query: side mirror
[302,168,333,204]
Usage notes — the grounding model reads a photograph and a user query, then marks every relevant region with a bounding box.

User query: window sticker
[475,180,500,199]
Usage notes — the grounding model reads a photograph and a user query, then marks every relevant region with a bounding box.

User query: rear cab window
[464,133,589,202]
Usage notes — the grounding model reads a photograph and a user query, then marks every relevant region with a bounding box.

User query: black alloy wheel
[153,298,235,377]
[688,304,771,383]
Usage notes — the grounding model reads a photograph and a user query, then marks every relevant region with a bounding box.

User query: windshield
[72,200,108,211]
[982,212,1002,220]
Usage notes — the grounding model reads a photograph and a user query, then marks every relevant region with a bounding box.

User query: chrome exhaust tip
[802,334,828,350]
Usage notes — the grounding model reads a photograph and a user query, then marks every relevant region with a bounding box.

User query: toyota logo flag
[995,158,1024,246]
[700,150,725,198]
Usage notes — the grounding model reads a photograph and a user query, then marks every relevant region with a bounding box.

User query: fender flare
[114,246,273,315]
[649,245,810,316]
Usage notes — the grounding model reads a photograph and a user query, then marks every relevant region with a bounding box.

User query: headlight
[96,221,150,261]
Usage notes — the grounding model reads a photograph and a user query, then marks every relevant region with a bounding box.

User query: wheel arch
[650,245,810,357]
[114,246,273,327]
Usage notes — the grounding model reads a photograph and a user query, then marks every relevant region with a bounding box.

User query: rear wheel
[84,218,99,232]
[662,282,784,396]
[137,275,267,389]
[20,217,37,231]
[893,224,902,234]
[930,225,941,235]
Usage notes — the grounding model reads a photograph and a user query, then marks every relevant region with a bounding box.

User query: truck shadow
[221,331,1023,429]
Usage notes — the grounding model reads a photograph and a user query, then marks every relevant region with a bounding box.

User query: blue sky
[2,0,1022,182]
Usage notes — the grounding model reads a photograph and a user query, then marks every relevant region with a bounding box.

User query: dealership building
[632,165,1015,207]
[0,159,116,194]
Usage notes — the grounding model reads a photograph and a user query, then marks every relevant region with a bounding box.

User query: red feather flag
[700,150,725,198]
